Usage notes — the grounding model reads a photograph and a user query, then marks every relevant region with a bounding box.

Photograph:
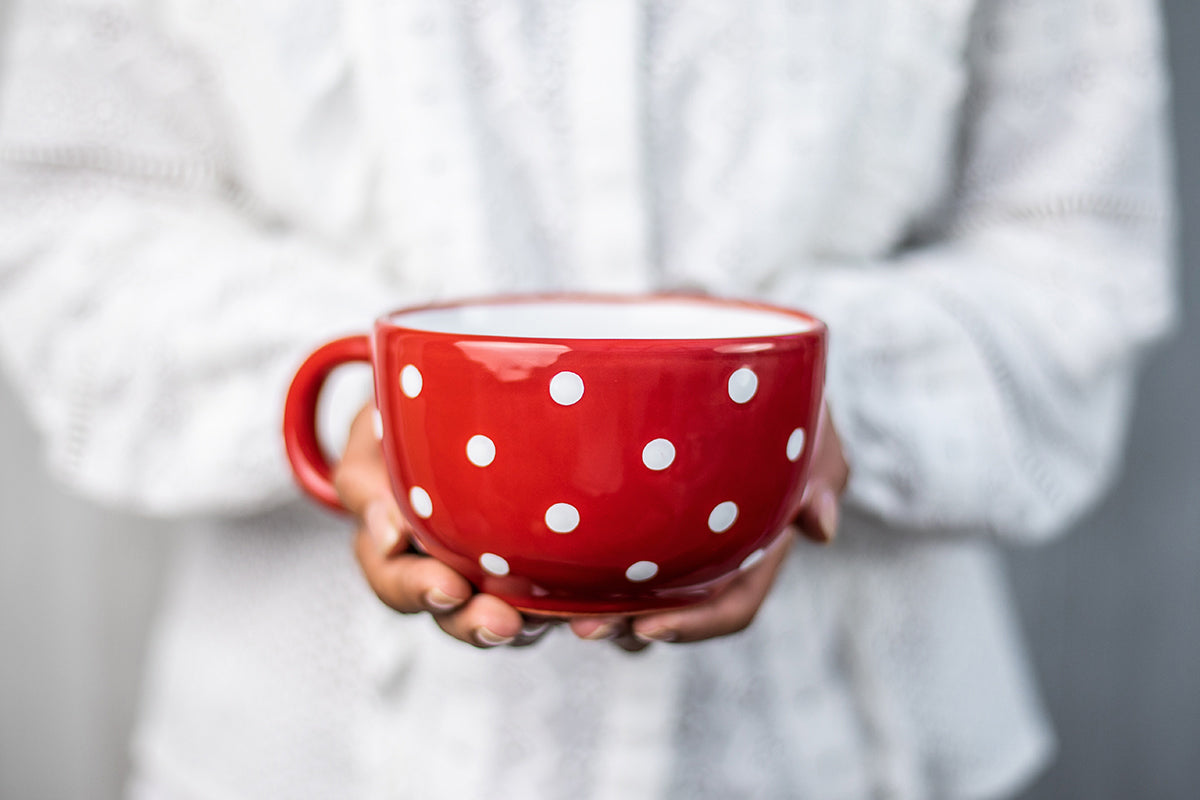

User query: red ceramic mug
[284,294,826,615]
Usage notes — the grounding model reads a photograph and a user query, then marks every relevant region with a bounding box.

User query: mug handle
[283,335,372,512]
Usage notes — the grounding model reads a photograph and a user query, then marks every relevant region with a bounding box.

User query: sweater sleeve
[0,1,400,516]
[764,0,1177,542]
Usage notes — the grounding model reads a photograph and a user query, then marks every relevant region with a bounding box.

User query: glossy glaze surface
[286,295,826,615]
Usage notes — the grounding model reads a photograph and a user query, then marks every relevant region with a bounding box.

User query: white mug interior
[386,297,818,340]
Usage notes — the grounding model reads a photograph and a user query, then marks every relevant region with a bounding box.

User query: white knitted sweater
[0,1,1175,798]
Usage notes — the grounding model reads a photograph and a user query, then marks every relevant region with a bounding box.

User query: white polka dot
[480,553,509,576]
[642,438,676,471]
[466,434,496,467]
[708,501,739,533]
[739,548,766,571]
[545,503,580,533]
[371,408,384,441]
[728,368,758,403]
[400,364,423,398]
[787,428,806,462]
[625,561,659,582]
[409,486,433,518]
[549,371,585,405]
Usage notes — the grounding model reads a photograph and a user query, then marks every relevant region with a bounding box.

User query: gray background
[1010,1,1200,796]
[1,2,1197,798]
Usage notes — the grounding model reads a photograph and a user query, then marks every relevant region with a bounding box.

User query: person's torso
[161,0,976,298]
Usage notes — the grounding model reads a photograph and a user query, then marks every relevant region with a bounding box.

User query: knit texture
[0,1,1175,797]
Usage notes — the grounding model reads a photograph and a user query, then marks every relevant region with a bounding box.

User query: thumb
[796,484,840,544]
[794,405,849,544]
[332,404,395,516]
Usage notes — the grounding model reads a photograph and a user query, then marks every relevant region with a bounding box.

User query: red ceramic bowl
[284,294,826,615]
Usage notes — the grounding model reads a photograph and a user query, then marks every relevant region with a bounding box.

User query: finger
[432,593,526,648]
[629,531,794,644]
[796,485,840,544]
[795,406,849,543]
[362,499,408,557]
[815,405,850,494]
[569,616,624,641]
[332,405,393,517]
[508,616,558,648]
[354,523,473,615]
[565,616,652,652]
[610,618,652,653]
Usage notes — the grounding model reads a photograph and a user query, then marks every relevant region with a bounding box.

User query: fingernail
[816,489,839,543]
[520,619,551,639]
[633,628,677,644]
[365,501,401,555]
[474,627,516,647]
[582,621,618,641]
[423,587,466,612]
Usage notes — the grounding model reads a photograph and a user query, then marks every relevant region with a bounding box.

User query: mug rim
[374,292,827,346]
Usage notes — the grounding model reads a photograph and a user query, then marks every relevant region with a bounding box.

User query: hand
[334,404,547,648]
[569,404,849,651]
